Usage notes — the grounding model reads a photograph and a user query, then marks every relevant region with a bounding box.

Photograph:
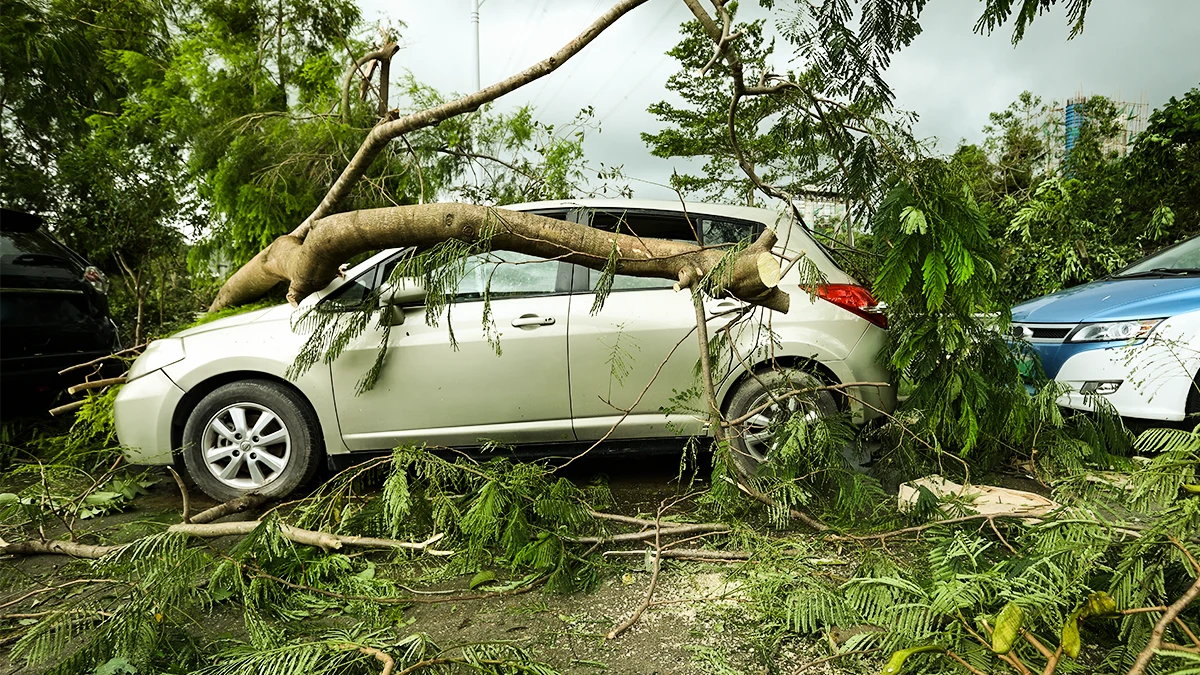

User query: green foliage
[379,446,604,593]
[957,87,1200,304]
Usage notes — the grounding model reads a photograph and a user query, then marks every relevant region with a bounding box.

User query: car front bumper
[114,369,185,464]
[1049,339,1195,421]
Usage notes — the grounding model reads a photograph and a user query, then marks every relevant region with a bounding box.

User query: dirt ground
[0,453,845,675]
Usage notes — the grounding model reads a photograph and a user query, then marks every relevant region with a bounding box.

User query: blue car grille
[1010,323,1076,343]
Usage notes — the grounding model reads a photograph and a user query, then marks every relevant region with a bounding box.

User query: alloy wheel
[200,402,291,490]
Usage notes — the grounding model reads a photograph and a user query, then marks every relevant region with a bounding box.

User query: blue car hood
[1011,277,1200,323]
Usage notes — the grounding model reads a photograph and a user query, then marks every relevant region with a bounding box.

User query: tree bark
[212,204,788,313]
[340,42,399,125]
[211,0,653,312]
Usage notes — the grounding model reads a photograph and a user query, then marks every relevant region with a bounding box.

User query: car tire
[724,368,839,477]
[182,380,322,502]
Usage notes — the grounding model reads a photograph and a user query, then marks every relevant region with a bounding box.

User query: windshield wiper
[1114,267,1200,279]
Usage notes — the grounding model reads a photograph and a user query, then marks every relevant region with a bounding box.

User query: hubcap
[737,389,833,463]
[201,403,291,490]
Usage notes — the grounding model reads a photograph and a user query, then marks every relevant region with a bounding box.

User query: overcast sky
[359,0,1199,200]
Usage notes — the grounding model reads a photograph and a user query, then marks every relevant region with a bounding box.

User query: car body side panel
[161,314,351,457]
[332,294,575,450]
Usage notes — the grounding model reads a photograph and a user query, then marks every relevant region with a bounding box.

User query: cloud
[359,0,1199,200]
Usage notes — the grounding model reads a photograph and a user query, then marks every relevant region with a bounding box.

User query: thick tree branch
[215,204,789,312]
[212,0,652,311]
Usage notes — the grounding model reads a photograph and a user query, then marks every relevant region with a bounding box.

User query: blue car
[1010,235,1200,423]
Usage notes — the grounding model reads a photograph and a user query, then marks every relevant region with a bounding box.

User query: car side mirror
[378,281,426,325]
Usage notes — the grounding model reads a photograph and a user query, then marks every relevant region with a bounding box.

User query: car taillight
[811,284,888,328]
[83,266,109,295]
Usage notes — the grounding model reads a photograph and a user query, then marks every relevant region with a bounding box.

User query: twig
[48,400,86,417]
[0,579,120,610]
[944,650,989,675]
[344,644,394,675]
[607,502,667,639]
[792,648,880,674]
[57,345,145,375]
[571,523,729,545]
[1170,535,1200,575]
[66,376,126,395]
[188,492,268,524]
[723,475,828,532]
[555,325,696,471]
[166,467,191,523]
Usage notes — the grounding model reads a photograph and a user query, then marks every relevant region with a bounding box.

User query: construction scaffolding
[1041,92,1149,174]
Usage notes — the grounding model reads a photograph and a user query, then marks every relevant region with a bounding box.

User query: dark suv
[1,209,119,414]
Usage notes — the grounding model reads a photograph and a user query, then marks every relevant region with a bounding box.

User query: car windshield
[1113,236,1200,277]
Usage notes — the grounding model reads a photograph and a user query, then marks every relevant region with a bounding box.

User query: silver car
[115,200,896,500]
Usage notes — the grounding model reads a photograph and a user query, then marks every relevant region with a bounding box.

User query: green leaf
[93,657,137,675]
[469,570,497,590]
[878,645,944,675]
[1061,610,1082,659]
[900,206,928,235]
[991,602,1024,654]
[356,561,376,581]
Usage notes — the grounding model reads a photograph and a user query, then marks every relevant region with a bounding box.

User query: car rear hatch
[1,216,117,366]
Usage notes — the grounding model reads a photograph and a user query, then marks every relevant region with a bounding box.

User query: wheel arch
[719,354,844,414]
[170,371,323,457]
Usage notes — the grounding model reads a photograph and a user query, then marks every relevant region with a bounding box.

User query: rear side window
[580,209,766,292]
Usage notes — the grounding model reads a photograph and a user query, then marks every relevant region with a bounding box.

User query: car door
[330,249,576,450]
[566,207,764,441]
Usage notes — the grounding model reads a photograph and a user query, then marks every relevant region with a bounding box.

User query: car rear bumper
[843,325,896,423]
[114,369,185,464]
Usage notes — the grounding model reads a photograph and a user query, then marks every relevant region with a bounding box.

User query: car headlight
[1066,319,1163,343]
[127,339,186,381]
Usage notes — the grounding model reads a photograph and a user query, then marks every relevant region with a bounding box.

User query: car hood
[1011,277,1200,323]
[173,304,292,338]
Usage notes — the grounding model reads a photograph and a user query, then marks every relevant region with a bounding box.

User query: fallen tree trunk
[213,204,789,313]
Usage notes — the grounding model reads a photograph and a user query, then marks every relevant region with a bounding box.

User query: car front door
[330,249,576,450]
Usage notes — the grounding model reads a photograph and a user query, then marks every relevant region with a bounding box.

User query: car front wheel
[182,380,322,501]
[724,368,839,477]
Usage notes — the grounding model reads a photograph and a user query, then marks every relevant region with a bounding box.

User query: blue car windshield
[1113,236,1200,277]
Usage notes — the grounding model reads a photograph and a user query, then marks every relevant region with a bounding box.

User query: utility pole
[469,0,485,91]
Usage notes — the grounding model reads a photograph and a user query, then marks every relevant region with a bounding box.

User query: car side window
[585,267,675,292]
[578,209,765,293]
[455,251,562,301]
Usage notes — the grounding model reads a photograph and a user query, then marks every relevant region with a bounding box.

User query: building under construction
[1041,93,1149,173]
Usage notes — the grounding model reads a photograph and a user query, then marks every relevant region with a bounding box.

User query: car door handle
[706,300,744,316]
[511,314,556,327]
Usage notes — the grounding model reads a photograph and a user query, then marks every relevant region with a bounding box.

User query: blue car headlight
[1066,319,1163,343]
[127,339,186,381]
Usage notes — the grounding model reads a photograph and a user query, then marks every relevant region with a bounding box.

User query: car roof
[505,198,795,227]
[325,199,815,299]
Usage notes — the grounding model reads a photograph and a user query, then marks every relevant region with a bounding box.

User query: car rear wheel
[182,380,322,501]
[724,368,839,477]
